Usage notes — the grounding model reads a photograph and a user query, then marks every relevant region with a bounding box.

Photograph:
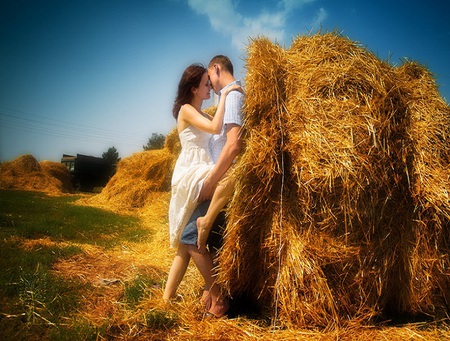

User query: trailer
[61,154,112,192]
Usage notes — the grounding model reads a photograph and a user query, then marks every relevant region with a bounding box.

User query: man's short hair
[209,55,234,76]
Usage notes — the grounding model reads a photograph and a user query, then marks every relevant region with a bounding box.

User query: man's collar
[219,80,241,96]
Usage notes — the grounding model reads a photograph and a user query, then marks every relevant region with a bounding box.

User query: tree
[102,146,120,178]
[143,133,166,150]
[102,146,120,165]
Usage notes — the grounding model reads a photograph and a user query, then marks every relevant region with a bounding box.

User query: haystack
[217,33,450,328]
[0,154,74,195]
[40,160,74,193]
[83,149,175,212]
[164,127,181,156]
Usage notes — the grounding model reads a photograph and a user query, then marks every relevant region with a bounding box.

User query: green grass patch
[144,309,178,330]
[0,190,146,247]
[123,274,163,307]
[0,189,150,340]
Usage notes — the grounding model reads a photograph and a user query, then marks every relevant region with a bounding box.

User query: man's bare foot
[206,297,229,318]
[201,289,212,311]
[197,216,210,253]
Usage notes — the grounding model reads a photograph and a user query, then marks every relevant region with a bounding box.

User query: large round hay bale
[83,149,175,211]
[0,155,73,194]
[40,160,74,193]
[396,61,450,314]
[217,33,450,328]
[164,128,181,156]
[1,154,42,175]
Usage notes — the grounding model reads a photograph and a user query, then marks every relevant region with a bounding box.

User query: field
[2,32,450,340]
[1,189,449,340]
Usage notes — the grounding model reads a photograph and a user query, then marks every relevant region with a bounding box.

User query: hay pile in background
[40,160,74,192]
[81,149,175,212]
[0,154,74,195]
[217,33,450,328]
[164,127,181,156]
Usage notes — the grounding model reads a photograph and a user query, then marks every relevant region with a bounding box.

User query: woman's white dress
[169,125,215,247]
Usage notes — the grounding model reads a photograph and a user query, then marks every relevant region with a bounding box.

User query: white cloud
[238,11,286,47]
[187,0,241,33]
[187,0,325,50]
[310,7,328,32]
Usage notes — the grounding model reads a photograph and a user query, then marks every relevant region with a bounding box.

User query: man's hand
[198,178,214,202]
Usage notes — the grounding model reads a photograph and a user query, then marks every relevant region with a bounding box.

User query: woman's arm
[179,85,242,134]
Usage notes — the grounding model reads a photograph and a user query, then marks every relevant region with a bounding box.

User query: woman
[163,64,240,318]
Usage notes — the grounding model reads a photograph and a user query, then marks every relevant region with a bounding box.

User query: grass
[0,190,154,340]
[1,189,449,340]
[0,190,146,247]
[123,274,160,307]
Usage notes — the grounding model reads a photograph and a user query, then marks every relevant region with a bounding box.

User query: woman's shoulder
[179,103,199,117]
[177,104,197,132]
[179,103,188,113]
[180,103,196,111]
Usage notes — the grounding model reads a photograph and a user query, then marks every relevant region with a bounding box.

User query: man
[194,55,244,254]
[178,55,243,258]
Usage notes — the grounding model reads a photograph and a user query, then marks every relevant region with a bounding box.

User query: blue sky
[1,0,449,162]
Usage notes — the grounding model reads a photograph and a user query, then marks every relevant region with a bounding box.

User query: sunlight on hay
[49,194,175,329]
[170,319,450,341]
[6,34,448,339]
[217,32,450,329]
[0,154,74,195]
[40,160,74,193]
[46,188,450,341]
[80,149,175,213]
[165,127,181,156]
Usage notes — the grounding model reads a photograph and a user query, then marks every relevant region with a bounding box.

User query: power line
[0,106,154,146]
[0,112,144,145]
[0,106,150,139]
[1,117,140,146]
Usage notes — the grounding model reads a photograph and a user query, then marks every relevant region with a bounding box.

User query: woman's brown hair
[172,64,207,119]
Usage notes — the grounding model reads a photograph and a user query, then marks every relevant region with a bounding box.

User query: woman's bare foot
[197,216,211,254]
